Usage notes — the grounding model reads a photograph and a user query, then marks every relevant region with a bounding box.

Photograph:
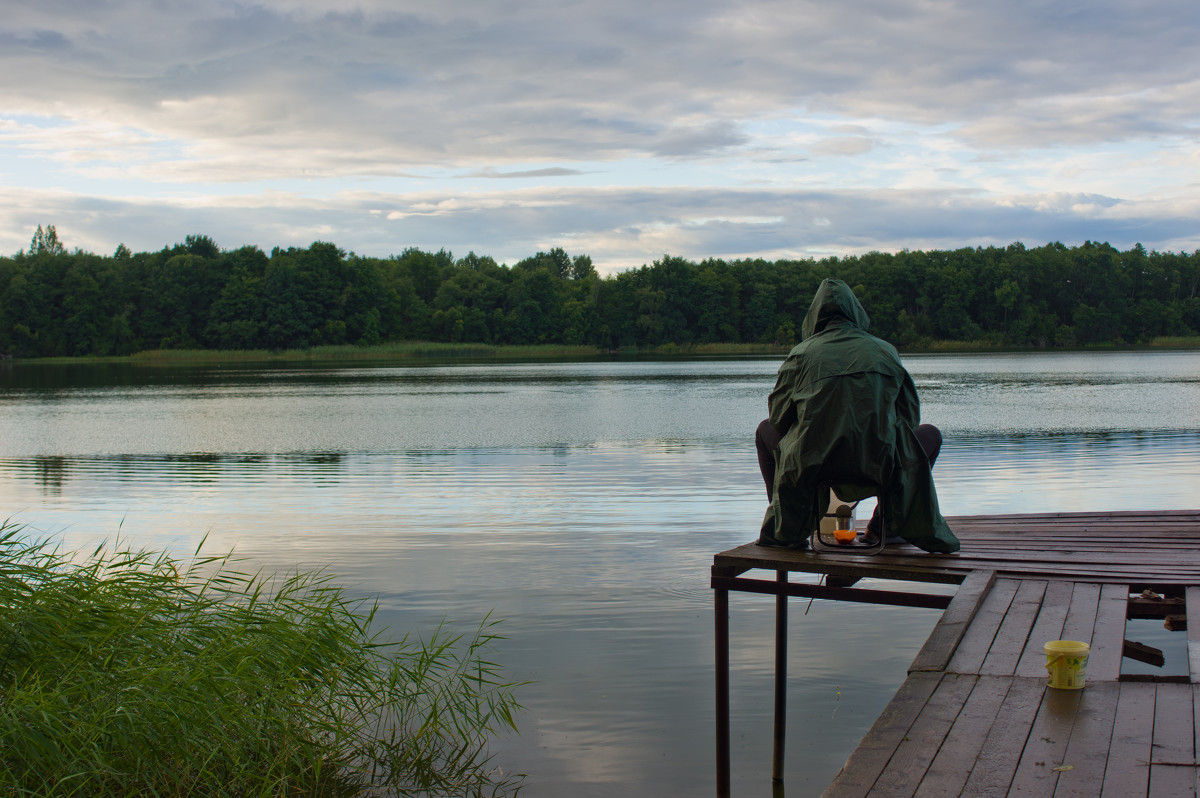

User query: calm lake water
[1,351,1198,796]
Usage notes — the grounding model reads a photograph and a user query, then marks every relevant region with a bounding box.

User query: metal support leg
[716,586,730,798]
[772,570,788,782]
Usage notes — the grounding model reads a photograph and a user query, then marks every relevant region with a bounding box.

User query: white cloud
[0,0,1196,262]
[4,0,1197,167]
[466,167,588,179]
[809,136,876,157]
[2,183,1195,274]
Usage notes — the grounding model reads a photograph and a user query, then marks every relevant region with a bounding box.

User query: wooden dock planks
[1186,586,1200,683]
[910,675,1011,798]
[947,578,1020,675]
[1149,682,1196,798]
[1053,681,1121,797]
[955,677,1046,797]
[1088,584,1130,682]
[1099,681,1156,797]
[715,510,1200,798]
[980,579,1048,677]
[1006,685,1082,796]
[866,674,978,797]
[713,510,1200,586]
[820,575,1199,798]
[1014,580,1073,678]
[910,570,996,674]
[823,672,944,798]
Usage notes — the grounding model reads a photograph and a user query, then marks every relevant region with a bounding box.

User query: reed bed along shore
[131,342,608,363]
[0,524,523,797]
[7,335,1197,368]
[122,341,791,363]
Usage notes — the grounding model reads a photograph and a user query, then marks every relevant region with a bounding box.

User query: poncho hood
[802,278,870,339]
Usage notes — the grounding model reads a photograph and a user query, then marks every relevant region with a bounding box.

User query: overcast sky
[2,0,1197,272]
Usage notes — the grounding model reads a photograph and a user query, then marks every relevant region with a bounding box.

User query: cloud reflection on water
[0,353,1198,795]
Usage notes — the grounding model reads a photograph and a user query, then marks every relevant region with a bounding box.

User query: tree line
[2,227,1198,358]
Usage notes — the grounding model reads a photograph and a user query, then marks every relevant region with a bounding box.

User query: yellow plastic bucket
[1044,640,1090,689]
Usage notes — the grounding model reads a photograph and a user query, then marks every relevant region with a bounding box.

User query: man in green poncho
[756,278,960,554]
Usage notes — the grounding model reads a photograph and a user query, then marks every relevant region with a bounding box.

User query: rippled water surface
[1,350,1198,796]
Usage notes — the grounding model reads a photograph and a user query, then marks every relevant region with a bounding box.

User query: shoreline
[3,336,1199,366]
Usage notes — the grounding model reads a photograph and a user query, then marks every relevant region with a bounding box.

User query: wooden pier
[712,510,1200,797]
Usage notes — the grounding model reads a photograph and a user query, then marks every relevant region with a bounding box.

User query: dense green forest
[2,226,1198,358]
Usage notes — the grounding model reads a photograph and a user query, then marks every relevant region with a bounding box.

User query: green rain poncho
[759,279,959,554]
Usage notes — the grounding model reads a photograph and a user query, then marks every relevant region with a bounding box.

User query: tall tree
[29,225,66,256]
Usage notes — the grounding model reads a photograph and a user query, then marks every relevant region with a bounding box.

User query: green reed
[124,342,605,363]
[0,524,523,797]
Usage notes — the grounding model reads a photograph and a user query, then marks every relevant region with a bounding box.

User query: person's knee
[756,419,779,451]
[916,424,942,464]
[755,419,780,500]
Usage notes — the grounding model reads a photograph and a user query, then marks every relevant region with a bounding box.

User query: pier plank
[911,675,1011,798]
[1008,684,1082,797]
[1051,681,1121,798]
[822,672,942,798]
[1149,682,1196,798]
[910,569,995,673]
[1099,681,1155,797]
[981,579,1048,677]
[1087,584,1131,683]
[1193,685,1200,796]
[1015,580,1074,678]
[947,578,1019,674]
[870,673,977,796]
[1187,586,1200,683]
[958,677,1046,797]
[1059,583,1101,649]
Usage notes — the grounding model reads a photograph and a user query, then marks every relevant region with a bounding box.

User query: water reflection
[911,350,1200,436]
[0,352,1197,796]
[7,428,1196,519]
[3,452,352,496]
[34,456,67,495]
[935,430,1200,514]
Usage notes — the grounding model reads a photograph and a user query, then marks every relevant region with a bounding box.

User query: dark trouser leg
[916,423,943,467]
[756,419,780,500]
[867,424,942,536]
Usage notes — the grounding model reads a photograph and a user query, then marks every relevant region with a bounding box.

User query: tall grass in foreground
[0,525,523,797]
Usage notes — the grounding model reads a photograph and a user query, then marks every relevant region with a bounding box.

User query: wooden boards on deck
[713,510,1200,798]
[713,510,1200,587]
[823,575,1200,798]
